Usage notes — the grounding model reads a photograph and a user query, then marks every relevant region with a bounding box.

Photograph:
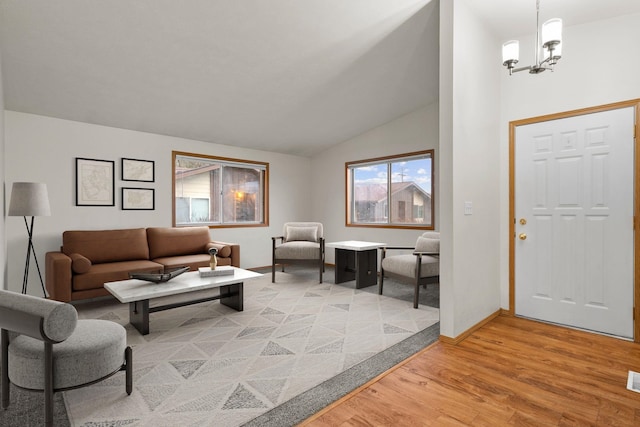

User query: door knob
[519,233,527,240]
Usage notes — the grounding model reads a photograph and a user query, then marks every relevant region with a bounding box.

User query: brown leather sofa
[45,226,240,302]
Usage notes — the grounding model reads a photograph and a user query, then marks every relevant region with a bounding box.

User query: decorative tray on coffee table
[129,266,190,283]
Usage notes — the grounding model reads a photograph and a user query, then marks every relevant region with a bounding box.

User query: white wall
[498,13,640,307]
[4,112,312,295]
[0,53,5,290]
[439,0,455,338]
[310,103,439,264]
[439,0,502,338]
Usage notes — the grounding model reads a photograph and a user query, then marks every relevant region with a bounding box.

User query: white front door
[515,107,635,338]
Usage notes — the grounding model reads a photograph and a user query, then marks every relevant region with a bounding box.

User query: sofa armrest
[211,241,240,267]
[381,246,415,251]
[0,289,77,342]
[413,251,439,256]
[45,252,73,303]
[381,246,414,260]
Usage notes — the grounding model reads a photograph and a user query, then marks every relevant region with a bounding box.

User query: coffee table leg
[130,300,150,335]
[220,282,243,311]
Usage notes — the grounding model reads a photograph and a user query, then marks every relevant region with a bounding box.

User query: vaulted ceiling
[1,1,639,156]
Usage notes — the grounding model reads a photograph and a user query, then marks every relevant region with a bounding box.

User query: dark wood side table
[326,241,385,289]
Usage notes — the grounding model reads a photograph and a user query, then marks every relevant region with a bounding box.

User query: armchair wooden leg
[1,329,9,410]
[414,255,422,309]
[44,342,53,427]
[272,241,277,283]
[379,250,386,296]
[125,346,133,395]
[319,247,325,282]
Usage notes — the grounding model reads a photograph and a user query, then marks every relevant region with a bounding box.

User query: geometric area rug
[61,268,439,427]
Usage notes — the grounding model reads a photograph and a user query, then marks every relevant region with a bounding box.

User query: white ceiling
[468,0,640,40]
[1,1,639,157]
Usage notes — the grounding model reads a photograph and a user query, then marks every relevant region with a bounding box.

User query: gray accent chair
[379,231,440,308]
[272,222,325,283]
[0,290,132,426]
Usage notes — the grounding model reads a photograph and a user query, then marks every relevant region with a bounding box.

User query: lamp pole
[21,215,47,296]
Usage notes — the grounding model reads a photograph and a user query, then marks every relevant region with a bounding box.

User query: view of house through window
[346,150,434,229]
[173,151,268,227]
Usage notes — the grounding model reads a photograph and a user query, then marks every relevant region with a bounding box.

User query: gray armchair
[0,290,132,426]
[379,231,440,308]
[272,222,325,283]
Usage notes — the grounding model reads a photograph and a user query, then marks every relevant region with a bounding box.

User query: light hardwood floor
[301,315,640,426]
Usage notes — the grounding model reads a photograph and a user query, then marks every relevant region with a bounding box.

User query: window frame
[172,151,269,228]
[345,150,434,230]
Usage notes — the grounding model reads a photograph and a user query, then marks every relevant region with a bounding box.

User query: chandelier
[502,0,562,75]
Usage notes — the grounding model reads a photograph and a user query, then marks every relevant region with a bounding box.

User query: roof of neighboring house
[354,182,431,202]
[175,164,221,179]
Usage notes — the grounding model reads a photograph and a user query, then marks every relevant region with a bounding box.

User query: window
[173,151,269,227]
[346,150,434,229]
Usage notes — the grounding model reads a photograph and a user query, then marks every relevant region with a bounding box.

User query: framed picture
[121,158,155,182]
[122,187,155,210]
[76,158,115,206]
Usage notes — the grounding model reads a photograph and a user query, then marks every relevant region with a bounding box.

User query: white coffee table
[326,241,385,289]
[105,267,262,335]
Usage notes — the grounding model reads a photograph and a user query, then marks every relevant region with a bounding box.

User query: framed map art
[122,187,155,210]
[121,158,155,182]
[75,158,115,206]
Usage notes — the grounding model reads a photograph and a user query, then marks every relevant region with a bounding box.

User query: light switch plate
[464,201,473,215]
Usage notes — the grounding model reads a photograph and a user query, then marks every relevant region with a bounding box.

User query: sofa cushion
[206,242,231,258]
[63,228,150,264]
[274,241,322,259]
[72,260,163,291]
[381,254,439,278]
[8,319,126,390]
[69,253,92,274]
[147,227,211,259]
[415,236,439,253]
[285,226,318,242]
[283,222,323,242]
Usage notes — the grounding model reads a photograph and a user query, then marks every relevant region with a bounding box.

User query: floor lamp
[8,182,51,296]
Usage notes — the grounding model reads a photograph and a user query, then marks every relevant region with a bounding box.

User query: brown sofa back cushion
[147,226,211,259]
[62,228,150,263]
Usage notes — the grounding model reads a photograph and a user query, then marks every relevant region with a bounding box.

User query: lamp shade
[542,18,562,46]
[502,40,519,63]
[8,182,51,217]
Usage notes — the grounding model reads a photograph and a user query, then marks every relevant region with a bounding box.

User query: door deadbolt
[519,218,527,225]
